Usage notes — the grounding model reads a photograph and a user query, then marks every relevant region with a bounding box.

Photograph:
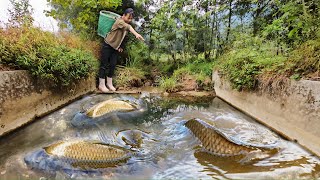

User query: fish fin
[43,141,64,154]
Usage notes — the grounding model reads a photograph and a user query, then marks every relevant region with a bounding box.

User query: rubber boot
[106,77,116,91]
[98,78,109,93]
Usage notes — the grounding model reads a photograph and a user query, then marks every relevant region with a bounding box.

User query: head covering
[124,8,134,17]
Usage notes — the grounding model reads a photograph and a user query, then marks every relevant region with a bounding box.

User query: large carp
[85,99,138,118]
[71,99,139,127]
[42,140,132,169]
[185,118,277,156]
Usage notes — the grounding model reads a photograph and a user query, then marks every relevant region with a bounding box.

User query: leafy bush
[0,27,98,86]
[216,37,286,91]
[173,62,213,81]
[157,62,178,76]
[114,66,146,88]
[58,31,101,59]
[126,41,150,68]
[173,66,190,80]
[285,38,320,78]
[159,77,178,92]
[262,1,320,47]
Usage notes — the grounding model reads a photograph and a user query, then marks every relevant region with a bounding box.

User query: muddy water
[0,93,319,179]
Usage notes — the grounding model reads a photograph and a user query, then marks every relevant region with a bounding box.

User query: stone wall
[0,70,96,136]
[212,71,320,157]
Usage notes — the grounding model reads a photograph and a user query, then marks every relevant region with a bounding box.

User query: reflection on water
[0,93,319,179]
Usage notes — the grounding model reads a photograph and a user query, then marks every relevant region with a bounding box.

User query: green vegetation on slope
[215,34,320,91]
[0,0,101,87]
[0,27,99,86]
[215,35,287,90]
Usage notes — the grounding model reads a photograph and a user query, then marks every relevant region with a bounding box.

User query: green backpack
[97,10,121,38]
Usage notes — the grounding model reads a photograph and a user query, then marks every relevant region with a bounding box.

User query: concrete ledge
[212,71,320,157]
[0,70,96,136]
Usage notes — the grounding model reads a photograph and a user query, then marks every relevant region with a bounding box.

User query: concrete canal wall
[2,69,320,158]
[212,71,320,157]
[0,70,96,136]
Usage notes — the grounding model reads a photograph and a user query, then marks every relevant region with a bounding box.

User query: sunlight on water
[0,93,319,179]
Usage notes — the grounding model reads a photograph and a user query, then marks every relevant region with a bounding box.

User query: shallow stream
[0,93,319,179]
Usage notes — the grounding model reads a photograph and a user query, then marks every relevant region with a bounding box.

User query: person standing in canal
[98,8,145,93]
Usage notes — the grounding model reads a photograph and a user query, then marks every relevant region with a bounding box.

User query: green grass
[173,62,213,81]
[286,38,320,79]
[114,66,146,88]
[0,27,98,86]
[214,34,320,91]
[159,77,178,92]
[214,36,287,91]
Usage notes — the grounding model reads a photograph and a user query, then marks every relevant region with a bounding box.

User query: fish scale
[185,118,256,156]
[86,99,137,118]
[44,140,132,169]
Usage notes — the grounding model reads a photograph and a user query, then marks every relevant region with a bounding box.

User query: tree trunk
[148,28,153,60]
[226,0,232,42]
[209,0,217,60]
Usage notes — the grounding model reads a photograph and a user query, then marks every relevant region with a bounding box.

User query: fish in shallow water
[118,130,144,148]
[85,99,138,118]
[71,99,139,127]
[185,118,276,156]
[116,129,156,149]
[43,140,132,169]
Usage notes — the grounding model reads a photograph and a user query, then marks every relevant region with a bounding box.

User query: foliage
[263,1,320,47]
[285,37,320,78]
[133,0,320,91]
[0,27,98,86]
[216,36,287,91]
[215,32,320,90]
[7,0,34,27]
[126,40,150,68]
[148,0,217,62]
[46,0,122,38]
[157,62,178,76]
[40,0,320,90]
[173,62,213,81]
[159,77,178,92]
[58,31,101,59]
[114,66,146,88]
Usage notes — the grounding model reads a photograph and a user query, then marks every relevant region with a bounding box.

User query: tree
[8,0,34,27]
[46,0,122,39]
[263,0,320,47]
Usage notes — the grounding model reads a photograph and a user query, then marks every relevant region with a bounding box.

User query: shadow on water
[194,151,311,174]
[0,93,320,179]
